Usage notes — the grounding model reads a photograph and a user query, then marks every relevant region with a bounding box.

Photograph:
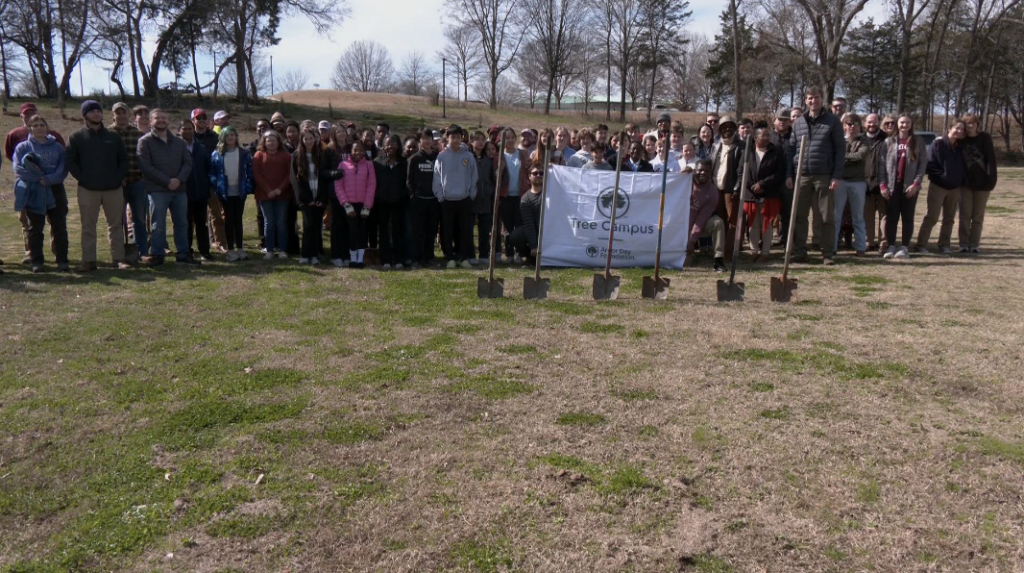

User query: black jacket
[622,157,654,172]
[472,153,497,214]
[407,150,438,199]
[961,132,997,192]
[744,143,786,200]
[291,148,344,206]
[926,136,967,190]
[195,129,220,160]
[65,126,128,191]
[185,141,211,202]
[373,155,409,204]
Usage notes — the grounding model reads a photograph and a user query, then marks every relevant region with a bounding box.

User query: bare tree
[522,0,587,114]
[892,0,934,111]
[332,40,395,92]
[281,67,310,91]
[638,0,691,121]
[446,0,524,108]
[443,24,482,100]
[791,0,872,101]
[607,0,645,121]
[513,42,545,107]
[575,27,601,114]
[398,50,431,95]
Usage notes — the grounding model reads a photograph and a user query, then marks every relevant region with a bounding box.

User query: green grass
[449,537,515,573]
[722,348,908,380]
[555,411,607,427]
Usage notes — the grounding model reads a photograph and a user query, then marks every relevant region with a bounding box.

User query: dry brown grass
[1,110,1024,573]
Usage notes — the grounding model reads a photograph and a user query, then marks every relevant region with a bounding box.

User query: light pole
[442,57,447,118]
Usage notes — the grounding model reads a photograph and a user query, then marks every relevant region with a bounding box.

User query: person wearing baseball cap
[66,101,132,272]
[110,102,149,262]
[318,120,332,149]
[4,102,67,265]
[212,110,231,134]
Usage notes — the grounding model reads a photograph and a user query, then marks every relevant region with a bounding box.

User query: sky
[77,0,727,98]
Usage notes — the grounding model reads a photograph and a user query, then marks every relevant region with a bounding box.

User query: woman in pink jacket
[335,140,376,268]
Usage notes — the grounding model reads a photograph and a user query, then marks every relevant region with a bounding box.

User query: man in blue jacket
[789,86,845,265]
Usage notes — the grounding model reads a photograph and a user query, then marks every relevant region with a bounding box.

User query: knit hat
[80,100,102,117]
[656,112,671,124]
[19,103,37,115]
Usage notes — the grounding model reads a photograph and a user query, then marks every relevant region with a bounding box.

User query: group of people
[1,87,999,276]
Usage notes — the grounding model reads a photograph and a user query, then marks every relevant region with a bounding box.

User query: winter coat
[744,143,786,201]
[137,131,193,194]
[372,155,410,205]
[184,141,211,202]
[926,136,967,190]
[210,146,255,201]
[960,132,997,192]
[13,152,57,214]
[13,135,66,187]
[790,108,845,179]
[841,135,870,182]
[291,148,344,206]
[472,153,497,214]
[335,157,376,207]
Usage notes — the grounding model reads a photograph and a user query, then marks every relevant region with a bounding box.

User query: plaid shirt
[110,123,144,184]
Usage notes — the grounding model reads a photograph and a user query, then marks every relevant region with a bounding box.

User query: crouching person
[507,163,545,265]
[686,159,726,272]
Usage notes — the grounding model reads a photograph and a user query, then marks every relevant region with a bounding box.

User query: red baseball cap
[191,108,208,120]
[19,103,37,115]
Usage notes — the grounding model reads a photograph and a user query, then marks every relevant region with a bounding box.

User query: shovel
[717,134,754,302]
[771,136,808,302]
[593,131,628,300]
[642,131,671,300]
[524,149,552,300]
[478,132,508,298]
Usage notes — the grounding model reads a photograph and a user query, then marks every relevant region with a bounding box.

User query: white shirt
[223,148,240,187]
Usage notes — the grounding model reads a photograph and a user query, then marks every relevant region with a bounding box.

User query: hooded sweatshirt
[432,143,478,202]
[13,135,67,187]
[926,136,966,190]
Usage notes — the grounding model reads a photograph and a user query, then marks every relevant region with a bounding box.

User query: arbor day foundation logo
[596,187,630,219]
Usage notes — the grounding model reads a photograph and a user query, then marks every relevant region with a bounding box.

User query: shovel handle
[488,132,507,282]
[654,131,669,281]
[728,134,753,285]
[604,130,627,277]
[780,137,808,282]
[535,148,551,281]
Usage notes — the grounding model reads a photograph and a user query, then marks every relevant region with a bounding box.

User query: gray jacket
[432,144,478,202]
[137,131,192,194]
[790,108,845,179]
[878,134,927,192]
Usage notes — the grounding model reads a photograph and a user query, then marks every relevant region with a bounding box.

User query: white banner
[540,166,693,269]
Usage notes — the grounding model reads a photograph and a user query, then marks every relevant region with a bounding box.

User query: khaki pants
[864,192,887,247]
[700,215,726,259]
[916,184,960,249]
[958,189,990,249]
[208,194,227,247]
[794,174,836,258]
[78,187,126,263]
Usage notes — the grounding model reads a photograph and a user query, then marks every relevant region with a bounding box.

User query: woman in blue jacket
[209,127,255,260]
[13,115,69,273]
[915,120,966,255]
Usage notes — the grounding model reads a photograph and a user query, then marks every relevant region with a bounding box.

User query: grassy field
[2,110,1024,573]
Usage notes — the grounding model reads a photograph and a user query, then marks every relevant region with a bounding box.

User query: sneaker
[264,252,275,260]
[893,246,909,259]
[713,257,726,273]
[310,258,319,266]
[855,251,865,257]
[460,260,474,269]
[331,258,344,267]
[395,263,404,270]
[299,257,310,264]
[446,260,457,269]
[940,246,953,255]
[22,255,32,265]
[822,257,835,266]
[200,253,215,262]
[882,246,897,260]
[970,247,980,254]
[226,250,240,262]
[468,258,482,265]
[144,256,165,267]
[382,263,391,270]
[348,261,358,269]
[958,246,969,253]
[239,251,251,260]
[260,247,268,254]
[277,252,288,259]
[57,262,70,273]
[31,264,44,273]
[177,256,201,266]
[116,261,134,270]
[77,261,97,273]
[513,254,523,264]
[916,246,929,254]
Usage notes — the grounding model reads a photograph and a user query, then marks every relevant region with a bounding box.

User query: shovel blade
[770,277,798,302]
[477,277,504,299]
[592,274,621,300]
[523,277,550,300]
[716,280,746,302]
[641,276,671,299]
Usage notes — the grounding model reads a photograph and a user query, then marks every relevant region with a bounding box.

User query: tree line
[1,0,1021,149]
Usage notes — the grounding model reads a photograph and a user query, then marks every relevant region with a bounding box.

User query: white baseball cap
[213,110,229,121]
[318,120,331,130]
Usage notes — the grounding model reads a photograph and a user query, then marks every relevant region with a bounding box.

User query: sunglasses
[529,171,544,177]
[708,119,719,124]
[844,122,857,126]
[883,122,896,126]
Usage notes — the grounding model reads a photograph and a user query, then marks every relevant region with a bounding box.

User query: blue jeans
[834,180,867,252]
[149,192,189,258]
[261,200,289,252]
[125,180,149,254]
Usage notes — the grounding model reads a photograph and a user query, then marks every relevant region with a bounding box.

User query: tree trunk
[489,71,497,108]
[0,22,10,103]
[544,74,554,115]
[126,8,140,97]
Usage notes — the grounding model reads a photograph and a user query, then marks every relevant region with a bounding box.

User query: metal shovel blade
[477,277,504,299]
[523,277,551,300]
[641,276,670,299]
[716,280,746,302]
[770,277,798,303]
[592,273,621,300]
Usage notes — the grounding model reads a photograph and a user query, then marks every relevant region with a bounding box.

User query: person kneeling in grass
[507,164,546,266]
[687,159,727,273]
